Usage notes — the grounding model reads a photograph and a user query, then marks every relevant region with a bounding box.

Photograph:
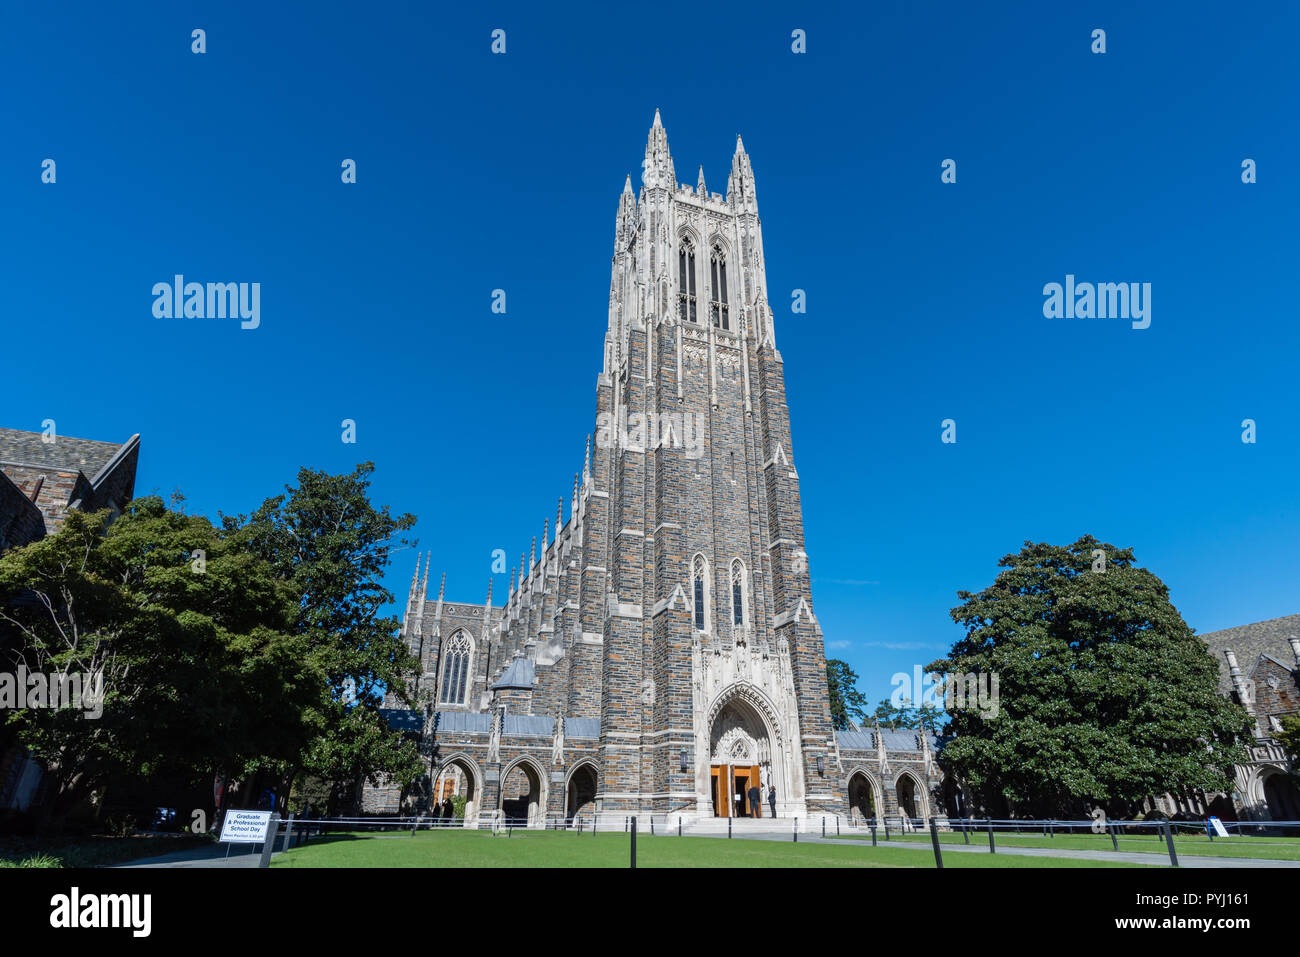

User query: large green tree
[825,659,869,730]
[930,535,1252,818]
[226,463,424,807]
[0,498,315,831]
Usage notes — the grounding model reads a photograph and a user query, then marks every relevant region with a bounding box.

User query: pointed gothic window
[692,554,709,632]
[439,631,473,705]
[730,559,747,629]
[710,246,729,330]
[678,241,697,323]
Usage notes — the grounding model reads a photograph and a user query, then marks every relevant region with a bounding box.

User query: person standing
[768,785,777,819]
[747,782,762,818]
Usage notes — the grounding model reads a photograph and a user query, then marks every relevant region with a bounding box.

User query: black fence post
[1165,822,1179,867]
[963,818,970,844]
[870,823,877,847]
[836,816,840,836]
[987,819,996,854]
[257,814,280,869]
[793,818,798,842]
[929,817,944,869]
[883,818,890,841]
[728,816,732,839]
[822,816,825,838]
[1109,823,1119,851]
[283,813,296,852]
[630,816,637,869]
[679,817,682,837]
[651,817,655,836]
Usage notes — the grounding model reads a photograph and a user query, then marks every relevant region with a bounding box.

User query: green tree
[1277,714,1300,765]
[825,659,869,730]
[872,697,910,730]
[0,498,314,832]
[931,535,1252,818]
[226,463,424,808]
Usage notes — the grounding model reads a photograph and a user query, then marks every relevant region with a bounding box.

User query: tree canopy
[929,535,1252,817]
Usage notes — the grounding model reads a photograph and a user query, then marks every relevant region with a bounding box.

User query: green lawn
[0,833,213,868]
[270,829,1149,868]
[837,829,1300,861]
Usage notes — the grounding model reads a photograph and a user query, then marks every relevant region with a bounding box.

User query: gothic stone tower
[375,112,848,826]
[592,110,841,819]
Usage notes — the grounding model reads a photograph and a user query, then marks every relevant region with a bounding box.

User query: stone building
[0,426,141,814]
[0,427,140,553]
[1199,615,1300,821]
[363,114,942,827]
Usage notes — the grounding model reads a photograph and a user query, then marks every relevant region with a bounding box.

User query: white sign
[1208,816,1230,838]
[219,809,273,843]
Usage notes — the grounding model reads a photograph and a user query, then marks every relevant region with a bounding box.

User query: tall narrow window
[731,559,746,629]
[692,554,709,632]
[710,246,729,330]
[439,631,473,705]
[678,241,697,323]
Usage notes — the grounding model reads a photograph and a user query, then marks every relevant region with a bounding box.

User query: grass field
[837,829,1300,861]
[269,830,1151,868]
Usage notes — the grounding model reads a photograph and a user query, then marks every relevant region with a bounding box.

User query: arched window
[439,631,473,705]
[692,554,710,632]
[730,559,747,630]
[710,245,729,330]
[678,241,697,323]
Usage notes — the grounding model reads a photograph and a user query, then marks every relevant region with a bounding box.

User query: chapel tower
[591,110,842,818]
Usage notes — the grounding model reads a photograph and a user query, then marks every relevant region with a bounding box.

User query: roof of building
[1199,614,1300,694]
[836,728,940,753]
[0,428,135,481]
[379,708,423,732]
[564,718,600,739]
[503,714,553,736]
[490,657,535,690]
[435,711,492,733]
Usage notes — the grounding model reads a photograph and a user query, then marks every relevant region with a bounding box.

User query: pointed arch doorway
[709,697,772,818]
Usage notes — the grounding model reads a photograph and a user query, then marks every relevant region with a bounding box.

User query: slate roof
[564,718,600,738]
[0,428,130,480]
[436,711,493,733]
[1198,614,1300,695]
[835,728,941,753]
[491,657,535,690]
[379,708,423,732]
[503,714,553,736]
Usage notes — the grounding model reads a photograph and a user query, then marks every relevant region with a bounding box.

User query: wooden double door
[711,764,763,818]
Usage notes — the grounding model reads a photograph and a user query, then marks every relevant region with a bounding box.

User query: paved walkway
[108,842,273,868]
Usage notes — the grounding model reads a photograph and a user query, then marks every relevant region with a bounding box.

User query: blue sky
[3,1,1297,706]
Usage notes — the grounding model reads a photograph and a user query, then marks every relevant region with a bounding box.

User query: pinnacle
[653,108,662,128]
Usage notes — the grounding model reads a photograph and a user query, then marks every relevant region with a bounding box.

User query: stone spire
[583,434,591,484]
[555,497,563,535]
[1289,634,1300,667]
[571,473,580,519]
[728,131,758,215]
[437,571,446,602]
[697,164,706,196]
[642,108,675,191]
[403,552,421,637]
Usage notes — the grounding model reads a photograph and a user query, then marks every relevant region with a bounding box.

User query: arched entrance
[1262,770,1300,821]
[896,772,925,822]
[709,697,772,818]
[846,770,879,824]
[431,754,481,826]
[566,762,598,823]
[500,758,547,828]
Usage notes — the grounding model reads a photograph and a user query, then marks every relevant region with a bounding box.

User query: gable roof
[1198,614,1300,694]
[0,428,131,479]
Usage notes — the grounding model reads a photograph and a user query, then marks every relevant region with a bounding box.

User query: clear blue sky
[3,1,1297,706]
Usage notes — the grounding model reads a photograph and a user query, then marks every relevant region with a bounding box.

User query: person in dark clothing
[441,798,454,824]
[768,785,777,818]
[747,784,761,818]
